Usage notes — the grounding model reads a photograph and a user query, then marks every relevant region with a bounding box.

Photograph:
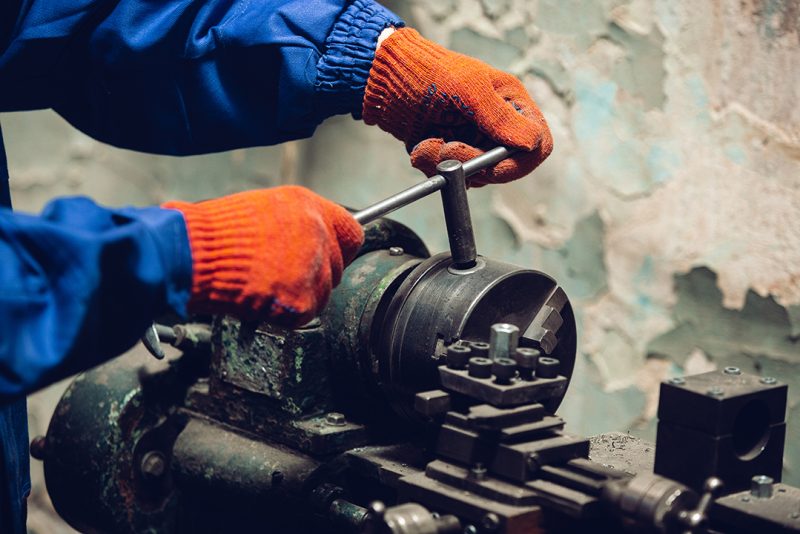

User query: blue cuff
[119,206,193,318]
[315,0,404,120]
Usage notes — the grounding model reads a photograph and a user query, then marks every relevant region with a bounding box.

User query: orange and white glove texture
[163,186,364,327]
[363,28,553,187]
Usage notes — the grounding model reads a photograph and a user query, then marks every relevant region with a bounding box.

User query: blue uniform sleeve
[0,0,402,155]
[0,198,192,400]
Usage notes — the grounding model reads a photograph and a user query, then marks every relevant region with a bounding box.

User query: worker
[0,0,552,530]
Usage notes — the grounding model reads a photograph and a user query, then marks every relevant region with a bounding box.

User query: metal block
[655,420,786,493]
[490,433,590,482]
[657,370,787,436]
[425,460,538,506]
[414,390,451,417]
[655,370,788,492]
[499,416,566,443]
[436,425,488,466]
[466,403,546,430]
[439,366,568,407]
[713,482,800,533]
[525,479,601,520]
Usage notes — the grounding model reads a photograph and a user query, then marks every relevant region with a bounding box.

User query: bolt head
[707,387,725,398]
[668,377,686,385]
[325,412,346,426]
[480,513,501,531]
[29,436,47,461]
[751,475,774,499]
[388,246,404,256]
[761,376,778,385]
[140,451,167,480]
[723,366,741,375]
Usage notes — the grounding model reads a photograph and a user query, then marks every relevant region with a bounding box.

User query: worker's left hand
[362,28,553,187]
[163,186,363,327]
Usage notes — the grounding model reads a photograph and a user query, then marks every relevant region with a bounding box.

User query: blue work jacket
[0,1,402,531]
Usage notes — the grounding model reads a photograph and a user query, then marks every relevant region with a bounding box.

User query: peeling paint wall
[3,0,800,530]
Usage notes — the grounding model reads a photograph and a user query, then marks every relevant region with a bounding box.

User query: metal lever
[436,159,476,269]
[352,146,517,225]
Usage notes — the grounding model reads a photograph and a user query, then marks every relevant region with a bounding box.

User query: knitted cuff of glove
[162,196,259,314]
[362,28,449,145]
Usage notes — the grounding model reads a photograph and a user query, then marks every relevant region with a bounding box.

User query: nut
[325,412,346,426]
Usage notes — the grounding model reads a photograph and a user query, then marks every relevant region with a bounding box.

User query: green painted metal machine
[34,152,799,533]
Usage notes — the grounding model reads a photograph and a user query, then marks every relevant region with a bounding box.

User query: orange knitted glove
[363,28,553,187]
[163,186,364,327]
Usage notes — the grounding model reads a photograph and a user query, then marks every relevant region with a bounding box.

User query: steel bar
[437,159,476,268]
[352,146,517,225]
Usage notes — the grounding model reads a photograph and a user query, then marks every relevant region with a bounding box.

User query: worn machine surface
[34,150,800,533]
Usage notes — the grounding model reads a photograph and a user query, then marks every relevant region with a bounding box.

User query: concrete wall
[4,0,799,530]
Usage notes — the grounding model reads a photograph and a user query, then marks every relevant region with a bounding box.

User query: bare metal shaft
[353,176,446,225]
[437,160,476,269]
[352,146,516,225]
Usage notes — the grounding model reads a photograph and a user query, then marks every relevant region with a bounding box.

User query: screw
[468,357,493,379]
[707,387,725,398]
[463,526,478,534]
[526,453,542,474]
[481,513,501,532]
[468,341,490,357]
[492,358,517,385]
[388,246,404,256]
[668,377,686,385]
[723,366,741,375]
[791,512,800,520]
[446,344,472,370]
[536,356,560,379]
[515,348,539,381]
[29,436,47,461]
[751,475,774,499]
[761,377,777,385]
[140,451,167,480]
[741,495,751,502]
[469,463,487,481]
[325,412,346,426]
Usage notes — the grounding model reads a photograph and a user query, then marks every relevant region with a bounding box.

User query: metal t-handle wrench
[353,146,517,269]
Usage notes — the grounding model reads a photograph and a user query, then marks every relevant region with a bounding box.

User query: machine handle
[352,146,517,225]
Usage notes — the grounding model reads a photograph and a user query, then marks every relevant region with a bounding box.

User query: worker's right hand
[362,28,552,187]
[163,186,364,327]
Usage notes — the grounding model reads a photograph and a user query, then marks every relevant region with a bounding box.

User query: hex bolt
[468,357,493,379]
[446,344,472,370]
[492,358,517,384]
[514,348,539,381]
[325,412,346,426]
[707,387,725,398]
[140,451,167,480]
[536,356,560,379]
[668,377,686,385]
[29,436,47,461]
[723,366,741,375]
[468,341,490,357]
[480,513,501,532]
[388,246,404,256]
[469,463,487,481]
[761,376,778,385]
[751,475,774,499]
[489,323,520,361]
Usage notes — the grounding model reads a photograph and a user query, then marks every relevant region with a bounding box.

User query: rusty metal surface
[42,344,194,533]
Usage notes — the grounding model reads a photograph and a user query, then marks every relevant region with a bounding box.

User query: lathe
[32,149,800,533]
